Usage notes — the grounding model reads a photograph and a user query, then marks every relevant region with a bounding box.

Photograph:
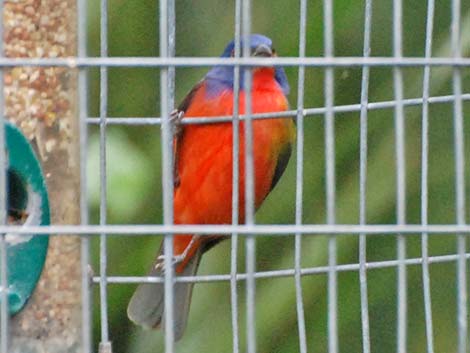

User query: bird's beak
[252,43,273,57]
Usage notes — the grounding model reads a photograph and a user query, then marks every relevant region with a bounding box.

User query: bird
[127,34,295,341]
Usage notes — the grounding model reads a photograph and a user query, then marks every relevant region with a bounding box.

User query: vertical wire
[242,1,256,353]
[450,1,467,352]
[230,1,242,352]
[420,1,435,352]
[0,0,7,350]
[323,1,337,352]
[358,0,372,352]
[167,0,175,110]
[242,0,254,224]
[98,0,111,350]
[392,1,407,352]
[294,1,308,352]
[159,0,176,349]
[78,0,92,350]
[167,3,176,346]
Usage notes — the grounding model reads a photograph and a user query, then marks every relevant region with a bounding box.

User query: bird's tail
[127,243,203,341]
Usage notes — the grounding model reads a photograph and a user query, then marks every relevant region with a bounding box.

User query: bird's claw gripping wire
[170,109,184,136]
[170,109,185,188]
[154,236,198,273]
[154,254,183,273]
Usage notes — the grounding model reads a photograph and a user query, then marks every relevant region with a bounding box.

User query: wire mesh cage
[1,0,470,353]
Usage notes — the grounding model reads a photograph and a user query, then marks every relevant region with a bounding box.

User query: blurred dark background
[86,1,470,352]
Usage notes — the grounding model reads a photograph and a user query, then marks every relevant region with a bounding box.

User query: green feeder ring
[3,122,50,315]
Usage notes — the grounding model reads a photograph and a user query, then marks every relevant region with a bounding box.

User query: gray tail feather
[127,247,203,341]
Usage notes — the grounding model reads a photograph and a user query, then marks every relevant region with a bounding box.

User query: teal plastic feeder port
[2,122,50,315]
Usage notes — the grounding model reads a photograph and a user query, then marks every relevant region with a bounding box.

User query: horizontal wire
[92,252,470,284]
[85,92,470,126]
[1,56,470,68]
[5,224,470,236]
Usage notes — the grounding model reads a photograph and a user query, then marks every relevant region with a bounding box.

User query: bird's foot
[154,253,186,273]
[170,109,184,188]
[170,109,184,137]
[154,236,198,273]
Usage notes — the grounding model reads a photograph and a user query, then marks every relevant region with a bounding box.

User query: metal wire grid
[0,1,468,353]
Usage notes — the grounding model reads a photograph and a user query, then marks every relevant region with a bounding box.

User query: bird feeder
[3,1,84,352]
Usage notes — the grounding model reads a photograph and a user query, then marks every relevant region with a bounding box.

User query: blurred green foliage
[86,1,470,352]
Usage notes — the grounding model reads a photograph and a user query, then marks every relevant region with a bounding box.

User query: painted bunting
[127,34,295,340]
